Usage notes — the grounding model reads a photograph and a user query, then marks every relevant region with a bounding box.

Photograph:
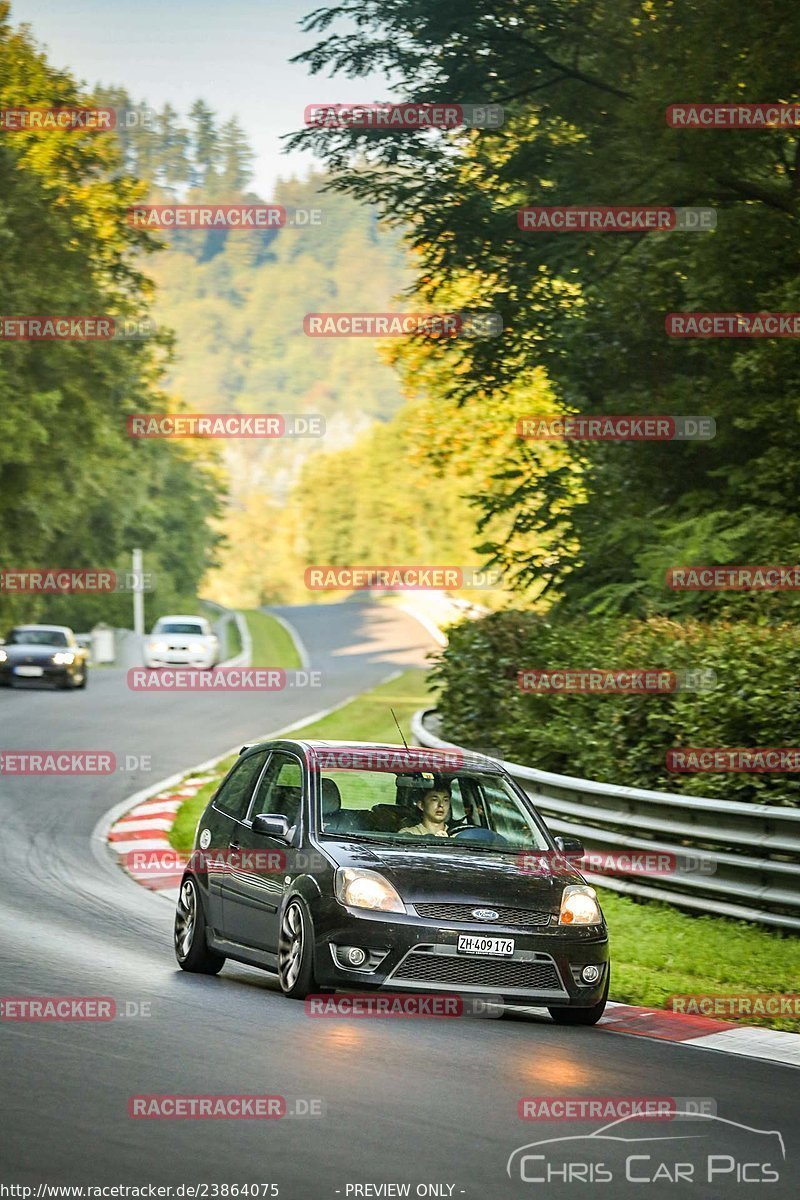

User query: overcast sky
[10,0,394,195]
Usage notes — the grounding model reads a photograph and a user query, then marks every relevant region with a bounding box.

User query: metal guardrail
[411,709,800,931]
[217,610,251,667]
[200,600,251,668]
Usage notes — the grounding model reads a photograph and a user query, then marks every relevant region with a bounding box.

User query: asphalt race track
[1,600,798,1198]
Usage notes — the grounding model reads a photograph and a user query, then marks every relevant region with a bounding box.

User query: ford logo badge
[472,908,499,921]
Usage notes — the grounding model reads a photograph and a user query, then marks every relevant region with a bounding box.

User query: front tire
[174,876,225,974]
[278,899,318,999]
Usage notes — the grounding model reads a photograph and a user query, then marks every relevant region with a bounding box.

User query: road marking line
[111,817,175,832]
[107,837,172,852]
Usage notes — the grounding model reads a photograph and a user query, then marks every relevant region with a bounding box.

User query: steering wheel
[450,825,509,847]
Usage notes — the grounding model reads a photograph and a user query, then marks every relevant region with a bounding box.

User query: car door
[197,749,270,930]
[221,749,307,954]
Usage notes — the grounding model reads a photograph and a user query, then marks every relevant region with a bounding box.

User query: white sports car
[143,615,219,670]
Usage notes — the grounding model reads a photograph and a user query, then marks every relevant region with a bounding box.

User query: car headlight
[0,649,6,663]
[559,884,602,926]
[148,640,167,653]
[334,868,405,914]
[52,651,75,666]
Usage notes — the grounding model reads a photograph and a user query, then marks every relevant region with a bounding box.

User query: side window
[445,778,464,817]
[478,778,537,841]
[459,778,489,826]
[250,752,304,828]
[214,751,269,820]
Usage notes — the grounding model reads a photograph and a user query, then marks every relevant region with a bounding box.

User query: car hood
[151,634,207,644]
[2,643,65,662]
[319,839,585,912]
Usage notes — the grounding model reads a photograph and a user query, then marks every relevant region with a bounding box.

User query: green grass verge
[244,609,302,669]
[163,665,799,1030]
[600,891,800,1032]
[225,617,243,659]
[291,667,431,743]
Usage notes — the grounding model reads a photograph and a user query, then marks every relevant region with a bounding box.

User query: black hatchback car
[174,740,610,1024]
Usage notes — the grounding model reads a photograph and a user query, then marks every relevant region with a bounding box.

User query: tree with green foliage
[218,116,254,194]
[188,98,220,191]
[0,4,223,630]
[289,0,800,619]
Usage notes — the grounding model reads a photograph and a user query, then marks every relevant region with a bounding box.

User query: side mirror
[252,813,291,841]
[554,835,584,859]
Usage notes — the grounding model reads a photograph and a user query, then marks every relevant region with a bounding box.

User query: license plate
[457,934,515,957]
[14,666,43,677]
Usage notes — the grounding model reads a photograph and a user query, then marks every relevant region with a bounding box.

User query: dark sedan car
[0,625,88,689]
[174,740,610,1024]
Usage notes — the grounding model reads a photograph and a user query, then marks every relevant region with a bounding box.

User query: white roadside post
[132,549,145,654]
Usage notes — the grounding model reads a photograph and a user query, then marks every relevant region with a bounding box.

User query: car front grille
[392,951,562,992]
[413,902,550,928]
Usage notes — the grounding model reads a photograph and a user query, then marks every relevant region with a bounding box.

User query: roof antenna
[391,708,410,751]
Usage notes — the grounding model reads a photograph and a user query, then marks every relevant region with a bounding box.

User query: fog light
[582,964,601,984]
[345,947,367,967]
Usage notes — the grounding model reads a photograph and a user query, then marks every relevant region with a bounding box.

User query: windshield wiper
[319,831,405,845]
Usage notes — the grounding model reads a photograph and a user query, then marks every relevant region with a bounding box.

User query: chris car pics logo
[507,1112,785,1185]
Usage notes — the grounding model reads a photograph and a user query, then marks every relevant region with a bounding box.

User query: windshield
[153,621,205,635]
[318,767,551,852]
[7,628,68,647]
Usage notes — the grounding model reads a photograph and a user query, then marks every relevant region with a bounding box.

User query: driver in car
[402,784,452,838]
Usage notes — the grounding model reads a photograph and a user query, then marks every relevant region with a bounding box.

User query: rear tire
[174,876,225,974]
[548,974,609,1026]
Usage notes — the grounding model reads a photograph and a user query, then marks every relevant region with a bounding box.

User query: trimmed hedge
[432,612,800,805]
